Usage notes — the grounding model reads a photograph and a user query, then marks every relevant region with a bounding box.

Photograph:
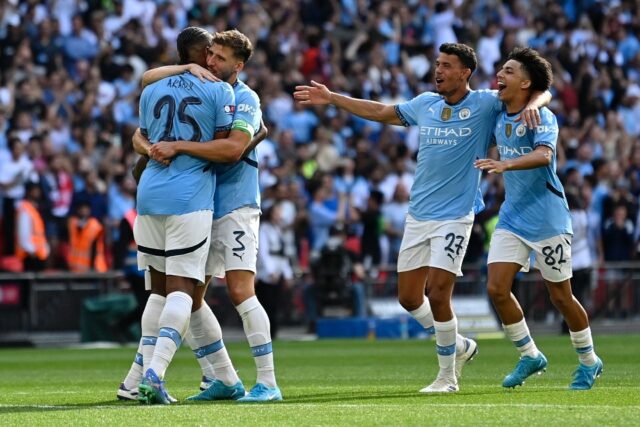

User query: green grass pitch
[0,334,637,426]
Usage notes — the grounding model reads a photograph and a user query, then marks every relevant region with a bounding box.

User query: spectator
[0,137,35,255]
[15,180,49,271]
[256,203,294,339]
[602,204,635,262]
[67,201,108,272]
[304,224,367,332]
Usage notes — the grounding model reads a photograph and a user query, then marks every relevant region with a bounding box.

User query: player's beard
[214,68,235,83]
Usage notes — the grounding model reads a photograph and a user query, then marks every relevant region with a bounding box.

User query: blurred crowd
[1,0,640,280]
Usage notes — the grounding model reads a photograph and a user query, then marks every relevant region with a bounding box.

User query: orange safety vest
[67,217,108,272]
[15,200,49,261]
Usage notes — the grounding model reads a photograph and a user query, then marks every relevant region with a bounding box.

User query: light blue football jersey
[213,80,262,219]
[137,73,235,215]
[494,107,572,240]
[395,90,502,220]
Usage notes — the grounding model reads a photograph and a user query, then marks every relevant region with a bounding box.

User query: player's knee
[398,294,422,312]
[227,283,254,306]
[487,281,509,303]
[549,292,572,311]
[425,287,448,309]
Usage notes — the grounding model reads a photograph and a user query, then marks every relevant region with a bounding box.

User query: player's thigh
[204,223,223,278]
[218,207,259,276]
[487,229,533,275]
[164,210,212,285]
[134,214,167,274]
[531,234,573,282]
[428,216,474,277]
[397,214,432,273]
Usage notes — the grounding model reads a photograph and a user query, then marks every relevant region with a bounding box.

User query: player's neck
[443,87,470,105]
[505,94,528,114]
[226,72,239,86]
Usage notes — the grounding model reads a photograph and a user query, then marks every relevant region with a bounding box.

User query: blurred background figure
[67,201,108,272]
[15,180,49,271]
[304,224,367,333]
[256,203,294,339]
[0,137,35,256]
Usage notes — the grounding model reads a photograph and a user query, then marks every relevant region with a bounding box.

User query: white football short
[205,207,259,278]
[134,210,212,284]
[488,229,573,282]
[397,212,474,277]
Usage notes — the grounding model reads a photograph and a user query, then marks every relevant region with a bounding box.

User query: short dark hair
[212,29,253,63]
[507,47,553,92]
[177,27,212,65]
[439,43,477,76]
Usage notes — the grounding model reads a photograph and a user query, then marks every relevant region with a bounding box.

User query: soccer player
[474,47,603,390]
[294,43,549,393]
[133,26,236,405]
[136,30,282,402]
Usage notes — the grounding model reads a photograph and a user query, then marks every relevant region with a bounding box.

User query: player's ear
[521,79,532,90]
[235,61,245,73]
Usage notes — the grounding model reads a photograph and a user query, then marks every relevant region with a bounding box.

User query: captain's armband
[231,118,255,137]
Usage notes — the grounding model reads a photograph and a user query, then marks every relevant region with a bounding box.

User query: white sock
[189,303,239,386]
[409,298,435,334]
[236,296,276,388]
[148,291,192,379]
[434,318,457,379]
[185,332,216,380]
[140,293,165,374]
[123,342,143,390]
[569,327,597,366]
[503,319,540,358]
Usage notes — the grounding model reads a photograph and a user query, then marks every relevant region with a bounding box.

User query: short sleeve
[533,109,559,151]
[395,92,438,127]
[213,82,236,133]
[233,91,261,137]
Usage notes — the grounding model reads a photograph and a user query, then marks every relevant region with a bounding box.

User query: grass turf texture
[0,335,637,426]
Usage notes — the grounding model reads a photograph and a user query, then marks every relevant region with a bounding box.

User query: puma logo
[233,252,244,261]
[447,253,455,262]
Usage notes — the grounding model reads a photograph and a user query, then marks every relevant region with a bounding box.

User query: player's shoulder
[208,80,234,94]
[234,80,260,105]
[539,106,557,123]
[469,89,499,100]
[407,90,441,106]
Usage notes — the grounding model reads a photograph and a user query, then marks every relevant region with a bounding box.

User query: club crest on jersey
[459,108,471,119]
[441,107,452,121]
[505,123,512,137]
[516,124,526,137]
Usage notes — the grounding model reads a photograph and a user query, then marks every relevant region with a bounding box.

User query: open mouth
[497,81,506,94]
[435,77,444,85]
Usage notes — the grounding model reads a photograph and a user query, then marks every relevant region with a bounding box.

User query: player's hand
[474,158,508,174]
[149,141,178,163]
[187,64,219,83]
[293,80,332,105]
[515,104,541,129]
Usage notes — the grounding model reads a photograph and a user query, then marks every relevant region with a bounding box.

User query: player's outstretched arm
[141,64,219,88]
[474,145,552,174]
[515,90,551,128]
[294,80,402,125]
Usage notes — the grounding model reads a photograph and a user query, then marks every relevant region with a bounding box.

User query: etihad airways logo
[420,126,472,146]
[498,145,533,157]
